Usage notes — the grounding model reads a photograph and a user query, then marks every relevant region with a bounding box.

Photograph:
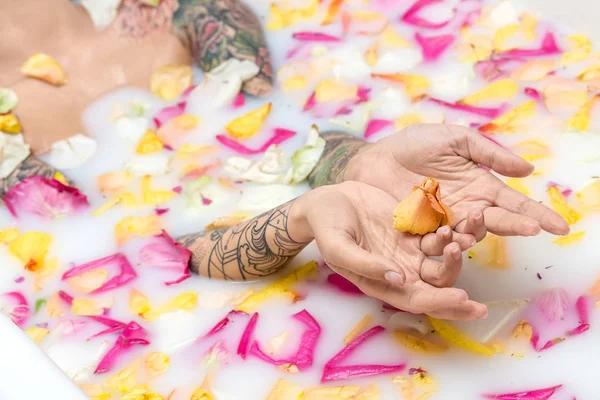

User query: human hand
[345,124,569,238]
[290,182,487,320]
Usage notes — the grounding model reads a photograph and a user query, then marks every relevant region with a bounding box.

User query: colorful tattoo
[177,201,309,280]
[0,155,62,198]
[113,0,178,38]
[171,0,273,97]
[308,132,365,189]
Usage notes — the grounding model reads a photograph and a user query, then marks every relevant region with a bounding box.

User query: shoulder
[112,0,179,39]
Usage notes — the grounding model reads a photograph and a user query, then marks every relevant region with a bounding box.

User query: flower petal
[21,53,67,86]
[150,64,193,101]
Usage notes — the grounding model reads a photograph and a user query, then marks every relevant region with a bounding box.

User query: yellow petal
[237,260,317,313]
[93,192,137,216]
[479,101,536,134]
[97,171,132,196]
[510,60,556,81]
[266,379,303,400]
[460,79,519,105]
[175,144,219,160]
[468,234,509,269]
[21,53,67,86]
[577,64,600,81]
[512,320,533,340]
[506,178,530,196]
[72,297,113,316]
[141,175,176,205]
[392,376,413,400]
[150,64,193,101]
[512,139,552,162]
[321,0,343,25]
[395,113,424,130]
[567,94,600,131]
[0,112,22,133]
[173,114,199,129]
[54,172,69,185]
[136,130,164,155]
[548,186,581,225]
[66,269,109,293]
[315,79,358,103]
[115,214,162,245]
[392,330,448,354]
[457,34,494,62]
[344,315,373,344]
[191,388,214,400]
[266,0,318,30]
[144,352,170,378]
[494,24,520,52]
[553,230,585,246]
[521,12,537,41]
[428,317,495,356]
[282,75,308,93]
[25,327,49,344]
[303,385,361,400]
[129,289,151,316]
[561,35,592,65]
[364,44,379,67]
[0,228,20,244]
[393,178,450,235]
[379,26,411,48]
[107,359,139,394]
[268,331,289,356]
[225,103,272,139]
[371,73,429,98]
[120,385,164,400]
[47,292,65,318]
[33,257,58,291]
[8,231,52,271]
[78,384,111,400]
[577,179,600,211]
[142,291,198,320]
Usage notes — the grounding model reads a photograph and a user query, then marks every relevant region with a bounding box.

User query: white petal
[329,103,372,132]
[46,340,109,380]
[125,154,170,176]
[114,117,149,143]
[387,312,431,335]
[429,63,476,101]
[153,310,205,353]
[332,48,372,80]
[372,48,423,74]
[81,0,121,29]
[372,87,411,119]
[259,145,287,174]
[488,1,519,27]
[194,59,260,109]
[238,184,299,214]
[0,88,18,114]
[0,133,30,179]
[48,134,97,169]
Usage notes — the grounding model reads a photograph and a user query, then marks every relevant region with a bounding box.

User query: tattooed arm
[171,0,273,97]
[177,200,311,280]
[0,155,62,198]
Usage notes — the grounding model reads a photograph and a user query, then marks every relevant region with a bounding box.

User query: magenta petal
[88,316,127,339]
[325,326,385,368]
[139,230,191,287]
[180,85,197,102]
[203,310,248,338]
[327,273,364,295]
[155,208,169,215]
[415,32,455,62]
[58,290,74,305]
[3,176,88,219]
[231,93,245,109]
[249,341,296,366]
[524,87,541,101]
[94,321,150,374]
[62,253,137,294]
[482,384,563,400]
[216,128,296,155]
[2,291,29,327]
[292,32,341,42]
[568,323,590,336]
[237,312,259,360]
[575,296,590,324]
[364,119,393,139]
[303,92,317,112]
[153,102,186,128]
[428,97,506,118]
[401,0,454,29]
[355,87,371,104]
[322,364,406,382]
[501,32,561,57]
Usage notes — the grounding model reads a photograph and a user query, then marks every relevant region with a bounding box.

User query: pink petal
[355,87,371,104]
[575,296,590,325]
[180,85,198,102]
[482,385,563,400]
[322,364,406,382]
[401,0,455,29]
[1,291,29,327]
[216,128,296,155]
[415,32,455,62]
[501,32,561,58]
[237,312,259,360]
[537,287,569,322]
[231,93,245,109]
[62,253,137,294]
[95,321,150,374]
[303,92,317,112]
[364,119,393,139]
[3,176,88,219]
[138,230,192,286]
[88,316,127,339]
[153,102,186,129]
[292,32,341,42]
[327,273,364,295]
[155,208,169,215]
[202,310,248,338]
[428,97,506,118]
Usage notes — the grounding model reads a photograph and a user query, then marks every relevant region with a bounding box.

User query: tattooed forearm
[177,201,310,281]
[0,155,60,198]
[308,132,365,189]
[171,0,273,97]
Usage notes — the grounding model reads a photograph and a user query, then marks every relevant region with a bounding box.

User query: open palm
[305,182,487,320]
[345,124,569,237]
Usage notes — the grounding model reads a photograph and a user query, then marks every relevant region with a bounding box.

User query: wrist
[287,193,315,243]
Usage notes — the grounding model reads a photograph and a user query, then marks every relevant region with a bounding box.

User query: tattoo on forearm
[308,132,365,189]
[171,0,273,97]
[177,201,309,281]
[0,155,59,198]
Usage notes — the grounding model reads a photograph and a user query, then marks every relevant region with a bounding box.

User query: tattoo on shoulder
[171,0,273,96]
[0,155,59,198]
[308,132,364,189]
[176,201,309,280]
[113,0,178,39]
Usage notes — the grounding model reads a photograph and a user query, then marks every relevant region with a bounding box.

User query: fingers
[427,300,488,320]
[458,126,534,178]
[421,242,463,287]
[320,236,407,286]
[494,185,570,235]
[421,226,476,256]
[454,208,487,242]
[483,207,541,236]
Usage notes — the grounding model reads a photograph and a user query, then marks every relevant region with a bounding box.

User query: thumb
[317,235,406,286]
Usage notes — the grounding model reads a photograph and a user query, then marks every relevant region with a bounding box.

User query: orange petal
[543,82,588,113]
[393,177,448,234]
[175,144,219,160]
[577,179,600,211]
[479,101,536,134]
[97,171,132,196]
[344,315,373,344]
[468,234,509,269]
[150,64,193,101]
[21,53,67,86]
[47,292,65,318]
[314,79,358,103]
[321,0,344,25]
[8,231,52,271]
[67,269,109,293]
[512,320,533,340]
[510,60,556,81]
[225,103,272,139]
[371,73,429,98]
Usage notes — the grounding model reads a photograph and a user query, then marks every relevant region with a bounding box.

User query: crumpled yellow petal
[460,79,519,105]
[25,327,49,344]
[553,230,585,246]
[129,289,151,316]
[72,297,113,316]
[67,269,109,293]
[428,316,495,356]
[510,60,556,81]
[142,291,198,320]
[266,379,303,400]
[21,53,67,86]
[175,144,218,160]
[267,0,318,30]
[144,352,170,378]
[506,178,530,196]
[512,139,552,162]
[468,234,509,269]
[494,24,520,51]
[8,231,52,271]
[237,260,317,313]
[512,320,533,340]
[107,359,139,394]
[392,330,448,354]
[561,35,592,65]
[141,176,176,205]
[548,186,581,225]
[120,385,164,400]
[521,12,537,41]
[0,228,19,244]
[93,192,137,216]
[78,384,111,400]
[136,130,164,155]
[457,34,494,62]
[395,113,424,130]
[0,112,22,133]
[371,74,429,98]
[577,179,600,211]
[379,26,411,48]
[97,171,132,196]
[115,214,162,245]
[150,64,193,101]
[191,388,214,400]
[47,292,65,318]
[225,103,272,139]
[54,172,69,185]
[479,101,536,134]
[344,315,373,344]
[567,94,600,131]
[315,79,358,103]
